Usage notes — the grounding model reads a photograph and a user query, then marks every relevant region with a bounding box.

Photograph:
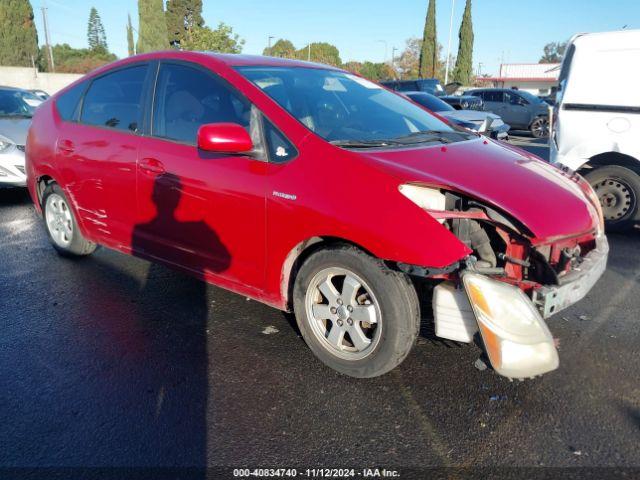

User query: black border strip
[563,103,640,114]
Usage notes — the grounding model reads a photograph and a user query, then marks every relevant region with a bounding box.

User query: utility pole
[41,6,55,72]
[391,46,398,79]
[307,43,311,62]
[267,36,274,56]
[444,0,455,85]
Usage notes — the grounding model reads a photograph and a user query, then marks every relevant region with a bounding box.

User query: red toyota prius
[26,52,608,379]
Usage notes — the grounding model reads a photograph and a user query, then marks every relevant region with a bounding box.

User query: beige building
[480,63,560,96]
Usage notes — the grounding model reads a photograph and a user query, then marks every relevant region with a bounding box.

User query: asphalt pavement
[1,137,639,477]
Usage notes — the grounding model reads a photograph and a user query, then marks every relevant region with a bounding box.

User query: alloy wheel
[45,193,74,248]
[531,117,549,138]
[305,267,381,361]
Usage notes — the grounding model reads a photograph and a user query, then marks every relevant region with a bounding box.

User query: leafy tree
[539,41,567,63]
[180,23,244,53]
[297,42,341,66]
[87,7,108,52]
[263,39,295,57]
[397,38,421,79]
[166,0,203,48]
[418,0,437,78]
[126,14,135,56]
[359,62,394,81]
[39,43,116,73]
[452,0,473,85]
[137,0,169,53]
[0,0,39,67]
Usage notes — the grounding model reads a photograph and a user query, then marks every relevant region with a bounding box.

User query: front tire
[42,183,96,257]
[585,165,640,232]
[293,245,420,378]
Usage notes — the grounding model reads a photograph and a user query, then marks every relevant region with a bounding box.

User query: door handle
[57,139,75,154]
[139,157,166,175]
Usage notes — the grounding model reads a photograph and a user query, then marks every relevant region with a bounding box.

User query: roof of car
[202,53,342,70]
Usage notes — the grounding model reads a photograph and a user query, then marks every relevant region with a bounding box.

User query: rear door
[481,90,506,118]
[134,61,268,290]
[58,63,151,247]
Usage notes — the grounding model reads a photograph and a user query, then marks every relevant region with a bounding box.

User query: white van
[550,29,640,231]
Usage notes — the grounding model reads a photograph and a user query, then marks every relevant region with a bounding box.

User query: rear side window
[56,80,87,121]
[80,65,148,132]
[484,91,504,103]
[152,63,251,144]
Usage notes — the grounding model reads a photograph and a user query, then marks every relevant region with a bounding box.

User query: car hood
[438,110,501,123]
[0,117,31,145]
[361,138,598,240]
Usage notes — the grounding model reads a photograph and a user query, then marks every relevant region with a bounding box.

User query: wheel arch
[35,175,55,207]
[579,152,640,177]
[280,236,379,312]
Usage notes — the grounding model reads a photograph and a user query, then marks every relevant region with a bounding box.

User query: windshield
[237,66,465,146]
[0,90,35,117]
[407,92,454,112]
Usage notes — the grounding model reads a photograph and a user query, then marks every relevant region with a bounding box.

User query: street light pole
[391,46,398,79]
[267,36,274,56]
[444,0,455,85]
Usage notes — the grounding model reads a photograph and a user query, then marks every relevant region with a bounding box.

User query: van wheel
[42,183,96,257]
[293,245,420,378]
[585,166,640,232]
[530,116,549,138]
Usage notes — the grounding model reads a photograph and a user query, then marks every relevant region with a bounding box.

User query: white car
[550,29,640,231]
[0,87,34,187]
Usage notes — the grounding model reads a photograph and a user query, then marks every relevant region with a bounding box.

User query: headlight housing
[462,272,559,379]
[0,137,13,153]
[398,184,446,221]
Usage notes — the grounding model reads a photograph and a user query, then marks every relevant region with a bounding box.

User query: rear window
[80,65,148,133]
[55,80,87,121]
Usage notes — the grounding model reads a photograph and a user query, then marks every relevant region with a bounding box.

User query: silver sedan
[0,87,35,187]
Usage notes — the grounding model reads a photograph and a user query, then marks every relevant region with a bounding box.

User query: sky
[33,0,639,76]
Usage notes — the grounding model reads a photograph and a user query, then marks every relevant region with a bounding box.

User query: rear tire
[585,165,640,232]
[293,245,420,378]
[530,116,549,138]
[42,183,96,257]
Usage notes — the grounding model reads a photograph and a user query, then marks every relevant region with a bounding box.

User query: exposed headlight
[398,184,446,214]
[462,272,559,379]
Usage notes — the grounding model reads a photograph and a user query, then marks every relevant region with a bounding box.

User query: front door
[503,91,531,129]
[133,61,267,290]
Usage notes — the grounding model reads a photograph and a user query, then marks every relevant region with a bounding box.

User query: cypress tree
[126,14,135,56]
[87,7,108,52]
[166,0,203,48]
[137,0,169,53]
[0,0,39,67]
[418,0,437,78]
[453,0,474,85]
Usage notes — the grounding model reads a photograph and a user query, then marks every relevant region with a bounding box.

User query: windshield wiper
[330,139,402,148]
[392,130,459,144]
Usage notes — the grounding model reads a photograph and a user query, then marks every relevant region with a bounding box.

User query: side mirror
[197,123,253,153]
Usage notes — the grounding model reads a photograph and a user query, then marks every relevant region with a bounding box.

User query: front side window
[152,63,251,145]
[81,65,148,132]
[237,67,466,147]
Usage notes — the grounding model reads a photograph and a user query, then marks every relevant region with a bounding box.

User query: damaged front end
[398,185,608,380]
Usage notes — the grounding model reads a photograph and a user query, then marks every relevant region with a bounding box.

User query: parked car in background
[27,52,606,380]
[0,87,33,187]
[381,78,445,96]
[404,91,509,140]
[382,79,483,110]
[467,88,550,138]
[439,94,484,111]
[29,89,50,101]
[551,29,640,231]
[1,87,46,108]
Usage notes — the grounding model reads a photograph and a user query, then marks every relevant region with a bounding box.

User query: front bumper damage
[432,234,609,379]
